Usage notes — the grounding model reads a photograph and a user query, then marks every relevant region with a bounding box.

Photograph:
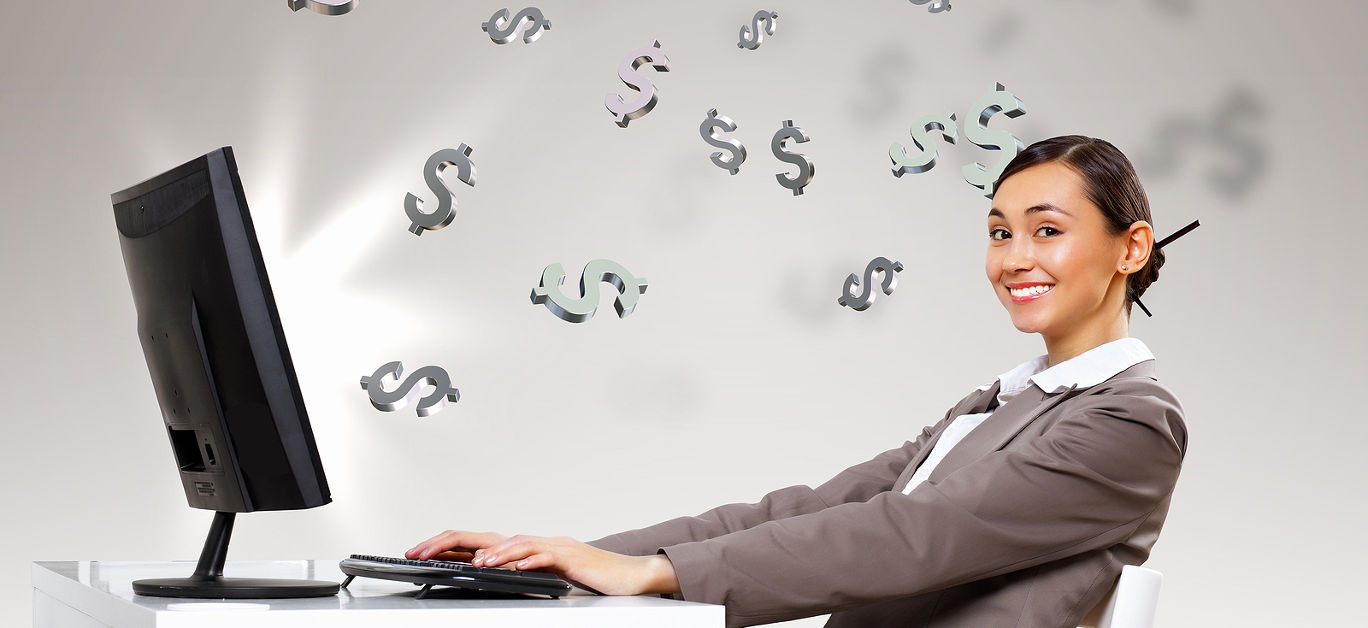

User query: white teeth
[1010,284,1053,297]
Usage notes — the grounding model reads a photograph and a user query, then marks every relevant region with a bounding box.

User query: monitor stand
[132,511,339,598]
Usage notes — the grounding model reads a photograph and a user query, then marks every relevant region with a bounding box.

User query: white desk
[32,560,724,627]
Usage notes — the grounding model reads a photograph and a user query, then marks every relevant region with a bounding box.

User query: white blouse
[901,337,1156,495]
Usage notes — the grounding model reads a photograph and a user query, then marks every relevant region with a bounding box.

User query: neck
[1044,310,1129,367]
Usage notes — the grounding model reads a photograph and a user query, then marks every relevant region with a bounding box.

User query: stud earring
[1121,265,1128,270]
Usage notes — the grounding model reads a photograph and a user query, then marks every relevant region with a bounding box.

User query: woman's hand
[406,530,680,596]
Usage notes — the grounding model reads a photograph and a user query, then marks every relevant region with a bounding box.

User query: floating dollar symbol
[605,40,671,128]
[909,0,951,13]
[531,260,648,324]
[699,108,747,175]
[738,10,778,50]
[1137,86,1265,200]
[287,0,356,15]
[838,257,904,311]
[962,83,1027,199]
[891,112,958,176]
[404,145,476,236]
[772,120,815,195]
[359,361,460,418]
[481,7,552,44]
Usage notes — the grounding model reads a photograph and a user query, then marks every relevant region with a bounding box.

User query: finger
[478,538,549,569]
[471,534,527,566]
[408,530,505,560]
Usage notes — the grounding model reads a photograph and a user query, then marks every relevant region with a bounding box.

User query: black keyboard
[339,554,572,598]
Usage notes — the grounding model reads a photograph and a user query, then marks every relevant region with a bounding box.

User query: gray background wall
[2,1,1363,625]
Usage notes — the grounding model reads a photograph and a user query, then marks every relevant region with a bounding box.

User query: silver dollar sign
[287,0,356,15]
[772,120,815,195]
[909,0,951,13]
[962,83,1027,199]
[838,257,904,311]
[738,10,778,50]
[699,108,747,175]
[404,145,476,236]
[605,40,671,128]
[531,260,648,324]
[359,361,460,418]
[481,7,552,44]
[891,112,958,176]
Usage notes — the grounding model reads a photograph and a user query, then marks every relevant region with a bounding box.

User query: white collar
[977,338,1156,401]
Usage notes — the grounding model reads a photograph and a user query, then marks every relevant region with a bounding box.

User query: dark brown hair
[997,135,1163,316]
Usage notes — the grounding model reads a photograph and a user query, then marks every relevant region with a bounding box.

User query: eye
[988,227,1010,241]
[1035,226,1060,237]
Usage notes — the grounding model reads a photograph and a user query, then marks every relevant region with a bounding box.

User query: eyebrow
[987,203,1073,219]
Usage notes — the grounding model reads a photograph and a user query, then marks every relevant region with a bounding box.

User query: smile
[1009,284,1053,302]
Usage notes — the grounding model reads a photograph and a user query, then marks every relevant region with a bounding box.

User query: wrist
[641,552,680,596]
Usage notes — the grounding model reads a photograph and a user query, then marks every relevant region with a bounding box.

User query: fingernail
[517,559,530,569]
[484,554,497,564]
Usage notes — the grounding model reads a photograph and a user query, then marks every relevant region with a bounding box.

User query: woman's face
[985,161,1129,344]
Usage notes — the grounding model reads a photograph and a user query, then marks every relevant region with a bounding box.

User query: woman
[407,135,1188,627]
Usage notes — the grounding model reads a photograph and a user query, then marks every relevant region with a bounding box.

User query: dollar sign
[530,260,648,324]
[772,120,815,196]
[404,145,476,236]
[359,361,460,418]
[909,0,952,12]
[481,7,552,44]
[287,0,356,15]
[738,10,778,50]
[890,112,958,177]
[605,40,671,128]
[699,108,747,175]
[837,257,904,311]
[961,82,1027,199]
[1139,86,1265,200]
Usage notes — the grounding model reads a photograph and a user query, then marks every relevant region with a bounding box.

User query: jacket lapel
[895,381,1003,491]
[926,381,1078,484]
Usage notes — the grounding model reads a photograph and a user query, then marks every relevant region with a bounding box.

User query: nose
[1002,238,1034,273]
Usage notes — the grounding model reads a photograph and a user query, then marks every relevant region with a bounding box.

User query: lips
[1008,283,1053,303]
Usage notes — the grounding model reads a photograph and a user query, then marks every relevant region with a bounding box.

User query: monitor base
[132,577,339,598]
[133,511,339,599]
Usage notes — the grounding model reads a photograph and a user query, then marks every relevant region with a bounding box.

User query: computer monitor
[111,146,338,598]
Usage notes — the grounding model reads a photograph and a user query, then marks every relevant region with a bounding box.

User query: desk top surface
[33,560,721,625]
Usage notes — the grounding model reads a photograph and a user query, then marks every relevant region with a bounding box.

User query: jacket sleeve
[584,394,973,557]
[658,386,1187,627]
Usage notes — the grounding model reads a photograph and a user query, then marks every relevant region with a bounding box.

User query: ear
[1121,220,1154,272]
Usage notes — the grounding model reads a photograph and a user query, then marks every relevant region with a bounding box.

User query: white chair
[1077,565,1163,628]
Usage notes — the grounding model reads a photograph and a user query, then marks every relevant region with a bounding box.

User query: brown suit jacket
[587,360,1187,628]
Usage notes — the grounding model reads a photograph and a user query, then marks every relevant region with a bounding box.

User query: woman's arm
[658,384,1186,627]
[586,398,968,556]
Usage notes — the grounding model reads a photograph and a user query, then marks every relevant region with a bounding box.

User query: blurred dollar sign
[909,0,951,13]
[531,260,648,324]
[404,145,476,236]
[772,120,815,195]
[605,40,671,128]
[481,7,552,44]
[838,257,904,311]
[890,112,958,176]
[962,83,1027,198]
[699,108,747,175]
[287,0,356,15]
[738,10,778,50]
[359,361,460,418]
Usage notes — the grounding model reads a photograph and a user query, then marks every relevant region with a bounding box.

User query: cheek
[984,249,1001,281]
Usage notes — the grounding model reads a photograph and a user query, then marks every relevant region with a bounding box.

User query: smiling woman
[406,136,1188,628]
[987,135,1163,366]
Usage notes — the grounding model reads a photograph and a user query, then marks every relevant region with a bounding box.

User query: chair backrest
[1077,565,1164,628]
